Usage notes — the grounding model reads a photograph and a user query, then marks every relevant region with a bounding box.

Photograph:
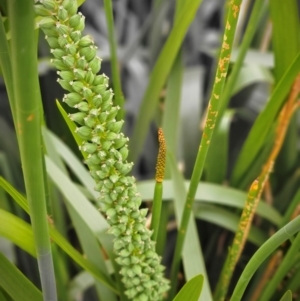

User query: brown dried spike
[155,128,166,183]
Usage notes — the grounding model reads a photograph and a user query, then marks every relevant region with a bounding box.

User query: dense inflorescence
[35,0,169,300]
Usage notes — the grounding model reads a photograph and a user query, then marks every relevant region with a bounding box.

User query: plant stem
[8,1,57,300]
[151,128,166,243]
[230,215,300,301]
[214,74,300,301]
[168,1,243,299]
[103,0,124,120]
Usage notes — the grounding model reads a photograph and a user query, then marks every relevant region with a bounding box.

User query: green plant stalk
[230,215,300,301]
[129,0,203,162]
[151,128,166,244]
[9,0,57,301]
[283,263,300,293]
[281,189,300,228]
[168,2,242,299]
[216,0,265,124]
[231,52,300,187]
[103,0,124,120]
[214,179,261,301]
[258,232,300,301]
[8,1,57,301]
[0,13,15,126]
[151,182,163,244]
[0,176,118,293]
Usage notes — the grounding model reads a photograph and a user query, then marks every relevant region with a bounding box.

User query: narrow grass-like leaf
[43,129,117,301]
[9,2,56,299]
[204,110,234,183]
[0,176,118,294]
[0,13,15,122]
[258,232,300,301]
[0,252,43,301]
[270,0,300,180]
[279,291,292,301]
[173,274,204,301]
[103,0,124,119]
[129,0,203,162]
[0,209,35,257]
[231,52,300,187]
[137,179,282,226]
[230,215,300,301]
[194,204,267,246]
[168,154,212,301]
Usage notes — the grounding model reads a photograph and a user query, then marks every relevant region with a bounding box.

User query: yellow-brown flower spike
[155,128,166,183]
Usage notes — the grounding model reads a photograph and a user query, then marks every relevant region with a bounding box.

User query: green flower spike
[35,0,169,300]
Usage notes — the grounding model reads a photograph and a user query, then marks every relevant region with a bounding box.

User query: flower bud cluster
[35,0,169,300]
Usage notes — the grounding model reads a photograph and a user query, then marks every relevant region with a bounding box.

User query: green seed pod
[84,115,97,128]
[107,120,124,133]
[74,101,89,112]
[63,92,82,106]
[114,239,125,250]
[91,135,101,145]
[106,208,116,218]
[119,147,129,161]
[114,136,128,149]
[42,27,58,38]
[75,126,92,139]
[38,17,56,29]
[73,13,85,31]
[70,80,84,93]
[132,277,141,285]
[89,108,100,116]
[51,48,65,59]
[82,86,93,99]
[79,46,97,62]
[97,150,106,159]
[85,154,101,165]
[98,112,108,123]
[58,34,68,47]
[96,169,109,179]
[73,68,86,80]
[62,0,77,16]
[57,6,68,21]
[109,174,119,184]
[92,94,102,107]
[85,69,95,85]
[62,55,76,68]
[65,43,77,55]
[77,56,87,70]
[102,140,113,151]
[68,112,86,125]
[79,35,94,47]
[58,70,74,81]
[57,78,72,91]
[41,0,56,10]
[45,36,60,48]
[68,14,81,28]
[108,225,121,237]
[119,248,131,257]
[93,74,106,86]
[70,30,81,42]
[89,57,102,74]
[125,287,137,299]
[107,106,120,120]
[56,23,69,35]
[101,99,113,111]
[51,58,68,71]
[92,84,106,95]
[106,131,118,141]
[118,162,133,175]
[34,5,51,16]
[132,265,142,276]
[102,89,113,103]
[81,142,97,154]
